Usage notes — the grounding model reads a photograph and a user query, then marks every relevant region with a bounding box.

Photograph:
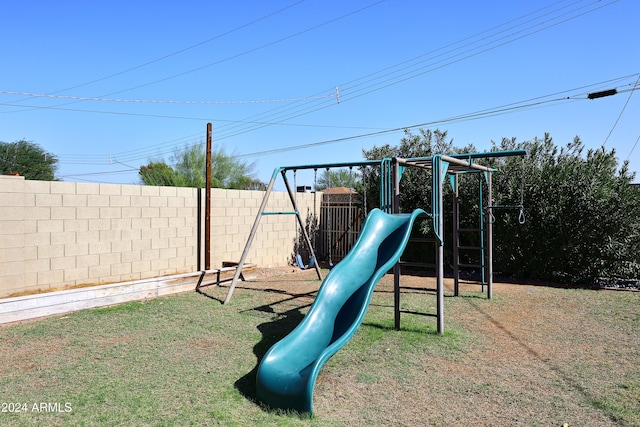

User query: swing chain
[293,169,299,251]
[518,156,526,224]
[313,168,318,250]
[361,165,368,215]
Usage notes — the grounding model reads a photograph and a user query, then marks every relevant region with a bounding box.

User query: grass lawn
[0,268,638,426]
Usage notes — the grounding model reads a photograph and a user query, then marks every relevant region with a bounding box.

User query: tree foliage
[315,168,361,191]
[488,134,640,283]
[0,139,58,180]
[139,144,264,189]
[362,129,640,283]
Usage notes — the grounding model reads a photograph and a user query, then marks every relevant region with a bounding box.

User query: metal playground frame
[224,150,526,334]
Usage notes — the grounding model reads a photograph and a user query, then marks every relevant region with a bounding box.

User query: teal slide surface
[255,208,426,413]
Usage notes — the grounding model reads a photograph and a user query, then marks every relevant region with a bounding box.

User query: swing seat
[296,254,306,270]
[295,254,317,270]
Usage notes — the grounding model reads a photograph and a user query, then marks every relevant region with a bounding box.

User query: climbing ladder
[452,171,493,298]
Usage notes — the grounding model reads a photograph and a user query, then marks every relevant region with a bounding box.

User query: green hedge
[363,130,640,284]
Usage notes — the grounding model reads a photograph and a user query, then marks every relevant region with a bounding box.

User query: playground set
[223,150,526,413]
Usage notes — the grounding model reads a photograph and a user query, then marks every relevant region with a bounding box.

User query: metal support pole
[392,158,401,330]
[434,157,444,335]
[380,158,393,213]
[453,173,460,297]
[487,171,493,299]
[281,170,323,281]
[224,171,279,304]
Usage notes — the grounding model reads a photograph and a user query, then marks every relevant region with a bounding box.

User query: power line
[2,0,615,137]
[55,1,386,104]
[0,90,336,105]
[0,101,377,130]
[4,1,305,106]
[339,0,619,103]
[603,74,640,146]
[48,72,639,168]
[56,77,639,179]
[1,1,384,118]
[208,0,620,142]
[7,0,628,177]
[232,76,640,159]
[627,136,640,162]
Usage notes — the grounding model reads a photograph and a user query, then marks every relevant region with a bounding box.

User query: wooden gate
[318,188,363,264]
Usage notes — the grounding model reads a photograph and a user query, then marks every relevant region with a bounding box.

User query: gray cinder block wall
[0,176,320,298]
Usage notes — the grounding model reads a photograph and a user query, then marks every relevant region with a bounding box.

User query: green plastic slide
[256,208,427,413]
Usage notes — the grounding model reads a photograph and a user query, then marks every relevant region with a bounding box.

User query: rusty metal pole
[487,171,493,300]
[205,123,212,270]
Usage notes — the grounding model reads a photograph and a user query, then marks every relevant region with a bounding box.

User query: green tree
[138,162,177,186]
[315,168,361,191]
[362,129,474,264]
[488,134,640,283]
[173,144,206,187]
[362,129,476,211]
[139,144,263,189]
[0,140,58,180]
[363,129,640,283]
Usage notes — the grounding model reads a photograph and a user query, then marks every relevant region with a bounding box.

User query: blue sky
[1,0,638,189]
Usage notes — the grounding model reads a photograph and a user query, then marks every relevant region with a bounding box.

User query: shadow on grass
[234,287,317,408]
[195,287,224,303]
[195,282,319,305]
[361,320,438,335]
[234,306,305,407]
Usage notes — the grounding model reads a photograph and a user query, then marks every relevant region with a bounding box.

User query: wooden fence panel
[318,193,364,263]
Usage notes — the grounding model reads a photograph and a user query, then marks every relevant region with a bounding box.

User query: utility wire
[4,1,305,106]
[0,90,336,105]
[48,73,639,166]
[7,0,627,173]
[2,0,613,136]
[603,73,640,146]
[2,1,383,117]
[209,0,619,142]
[51,1,385,105]
[232,78,639,160]
[627,136,640,162]
[57,79,638,179]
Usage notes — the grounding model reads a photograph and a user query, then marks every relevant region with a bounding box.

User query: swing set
[292,166,361,269]
[224,150,526,334]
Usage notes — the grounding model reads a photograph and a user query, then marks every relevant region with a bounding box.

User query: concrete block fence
[0,175,320,299]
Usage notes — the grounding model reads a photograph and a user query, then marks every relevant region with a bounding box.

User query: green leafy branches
[0,139,59,180]
[139,144,265,189]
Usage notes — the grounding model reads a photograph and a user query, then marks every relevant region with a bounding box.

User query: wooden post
[205,123,212,270]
